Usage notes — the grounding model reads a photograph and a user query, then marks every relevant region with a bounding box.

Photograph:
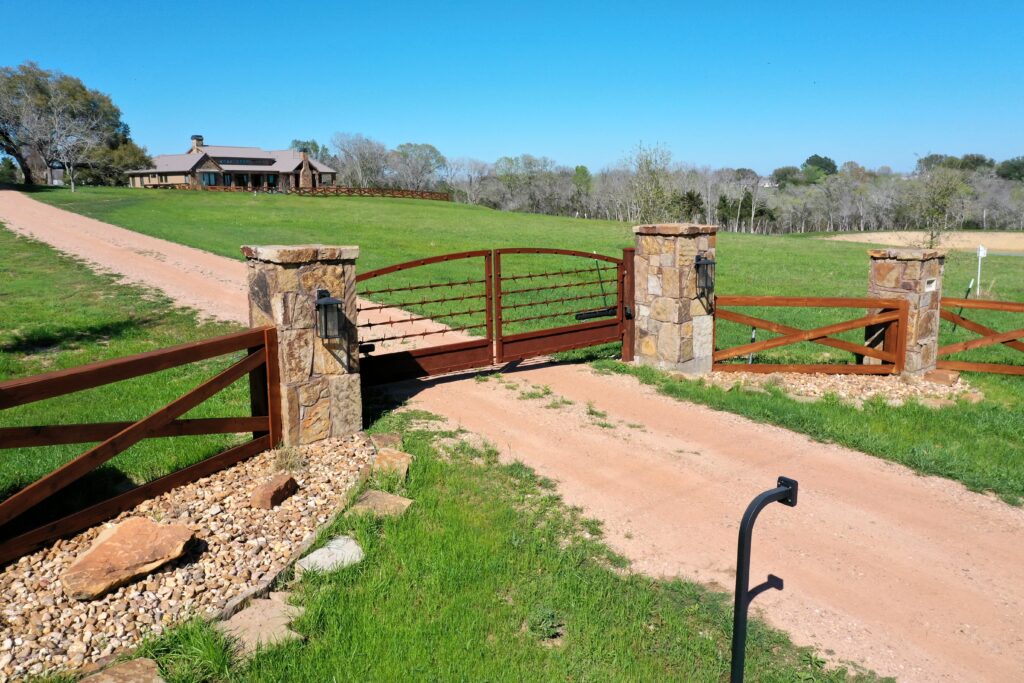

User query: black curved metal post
[731,476,798,683]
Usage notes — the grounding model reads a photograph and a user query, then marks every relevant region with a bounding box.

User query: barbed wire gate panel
[356,248,635,385]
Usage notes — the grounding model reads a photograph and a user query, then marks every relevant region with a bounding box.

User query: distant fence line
[141,183,451,201]
[292,186,452,201]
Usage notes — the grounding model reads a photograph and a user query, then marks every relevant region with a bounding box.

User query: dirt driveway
[3,190,1023,681]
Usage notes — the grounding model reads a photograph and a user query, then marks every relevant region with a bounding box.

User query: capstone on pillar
[632,223,718,374]
[242,244,361,445]
[867,248,945,375]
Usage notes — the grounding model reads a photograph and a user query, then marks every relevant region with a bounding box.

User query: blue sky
[3,1,1022,174]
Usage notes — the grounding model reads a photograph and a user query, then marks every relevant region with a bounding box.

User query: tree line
[293,133,1024,236]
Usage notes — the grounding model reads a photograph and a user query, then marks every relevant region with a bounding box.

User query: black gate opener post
[731,476,799,683]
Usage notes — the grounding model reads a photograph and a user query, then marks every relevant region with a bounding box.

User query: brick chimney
[300,149,308,161]
[190,134,204,153]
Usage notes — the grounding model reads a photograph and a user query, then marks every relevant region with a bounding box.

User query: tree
[912,168,973,246]
[289,139,332,163]
[803,154,838,176]
[771,166,802,188]
[388,143,446,190]
[628,143,673,223]
[997,156,1024,182]
[330,133,389,187]
[0,157,17,184]
[78,138,151,186]
[0,62,128,186]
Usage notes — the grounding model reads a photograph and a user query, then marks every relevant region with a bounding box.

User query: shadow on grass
[2,317,155,354]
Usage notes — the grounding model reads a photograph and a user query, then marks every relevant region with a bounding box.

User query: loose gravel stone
[699,370,979,407]
[0,434,372,681]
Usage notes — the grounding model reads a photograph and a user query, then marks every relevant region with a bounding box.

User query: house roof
[127,153,206,175]
[129,144,337,175]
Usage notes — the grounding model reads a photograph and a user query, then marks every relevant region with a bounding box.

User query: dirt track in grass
[3,189,1023,682]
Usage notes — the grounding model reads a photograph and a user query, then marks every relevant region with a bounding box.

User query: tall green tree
[0,157,17,184]
[803,154,838,176]
[0,61,132,186]
[996,156,1024,182]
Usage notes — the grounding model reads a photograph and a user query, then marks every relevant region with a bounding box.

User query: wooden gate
[0,327,281,564]
[356,248,634,385]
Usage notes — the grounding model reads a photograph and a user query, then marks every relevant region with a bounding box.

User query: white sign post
[977,245,987,295]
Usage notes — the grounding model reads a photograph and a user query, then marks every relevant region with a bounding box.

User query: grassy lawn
[25,187,1024,501]
[0,226,249,514]
[115,409,883,683]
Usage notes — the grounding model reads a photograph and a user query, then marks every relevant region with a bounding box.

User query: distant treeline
[297,134,1024,236]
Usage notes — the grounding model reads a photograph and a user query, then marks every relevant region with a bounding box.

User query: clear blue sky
[3,1,1022,174]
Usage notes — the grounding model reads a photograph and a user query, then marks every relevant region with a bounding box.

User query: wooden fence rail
[0,327,281,564]
[292,186,452,201]
[713,296,908,374]
[937,298,1024,375]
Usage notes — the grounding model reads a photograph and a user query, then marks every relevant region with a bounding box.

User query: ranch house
[126,135,337,191]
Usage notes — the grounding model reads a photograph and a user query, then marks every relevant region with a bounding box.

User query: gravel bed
[0,434,373,681]
[702,370,979,407]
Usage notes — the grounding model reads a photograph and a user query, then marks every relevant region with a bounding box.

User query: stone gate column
[242,244,361,445]
[867,248,945,375]
[633,223,718,374]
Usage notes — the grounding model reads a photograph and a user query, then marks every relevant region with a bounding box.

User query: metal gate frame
[356,247,635,385]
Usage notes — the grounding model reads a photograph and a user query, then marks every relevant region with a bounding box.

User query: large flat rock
[347,489,413,517]
[61,518,194,600]
[217,598,304,655]
[295,536,364,576]
[373,448,413,480]
[80,657,164,682]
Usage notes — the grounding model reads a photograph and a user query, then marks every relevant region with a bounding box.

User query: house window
[201,172,218,186]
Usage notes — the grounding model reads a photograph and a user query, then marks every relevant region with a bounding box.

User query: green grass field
[118,410,884,683]
[0,227,249,513]
[23,187,1024,498]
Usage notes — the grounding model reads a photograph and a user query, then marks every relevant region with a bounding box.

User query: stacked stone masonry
[242,244,362,445]
[867,248,945,375]
[633,224,717,374]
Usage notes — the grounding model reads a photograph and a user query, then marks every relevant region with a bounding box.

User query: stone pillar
[867,248,945,375]
[242,244,362,445]
[633,223,718,374]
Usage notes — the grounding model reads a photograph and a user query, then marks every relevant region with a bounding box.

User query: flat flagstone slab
[80,658,164,682]
[370,432,402,450]
[346,489,413,517]
[294,536,364,577]
[61,518,194,600]
[373,447,413,479]
[216,598,304,655]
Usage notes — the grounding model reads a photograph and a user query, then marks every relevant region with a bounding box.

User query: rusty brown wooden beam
[715,296,905,309]
[939,310,1024,353]
[936,360,1024,375]
[938,328,1024,356]
[942,298,1024,313]
[0,417,267,449]
[0,327,270,410]
[713,363,896,375]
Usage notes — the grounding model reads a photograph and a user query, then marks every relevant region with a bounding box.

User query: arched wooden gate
[356,248,635,385]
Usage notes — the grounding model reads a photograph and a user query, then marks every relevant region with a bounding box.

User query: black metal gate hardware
[574,306,617,321]
[731,476,799,683]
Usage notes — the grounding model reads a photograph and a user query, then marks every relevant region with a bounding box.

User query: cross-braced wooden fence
[713,296,908,374]
[292,186,452,201]
[0,327,281,564]
[937,298,1024,375]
